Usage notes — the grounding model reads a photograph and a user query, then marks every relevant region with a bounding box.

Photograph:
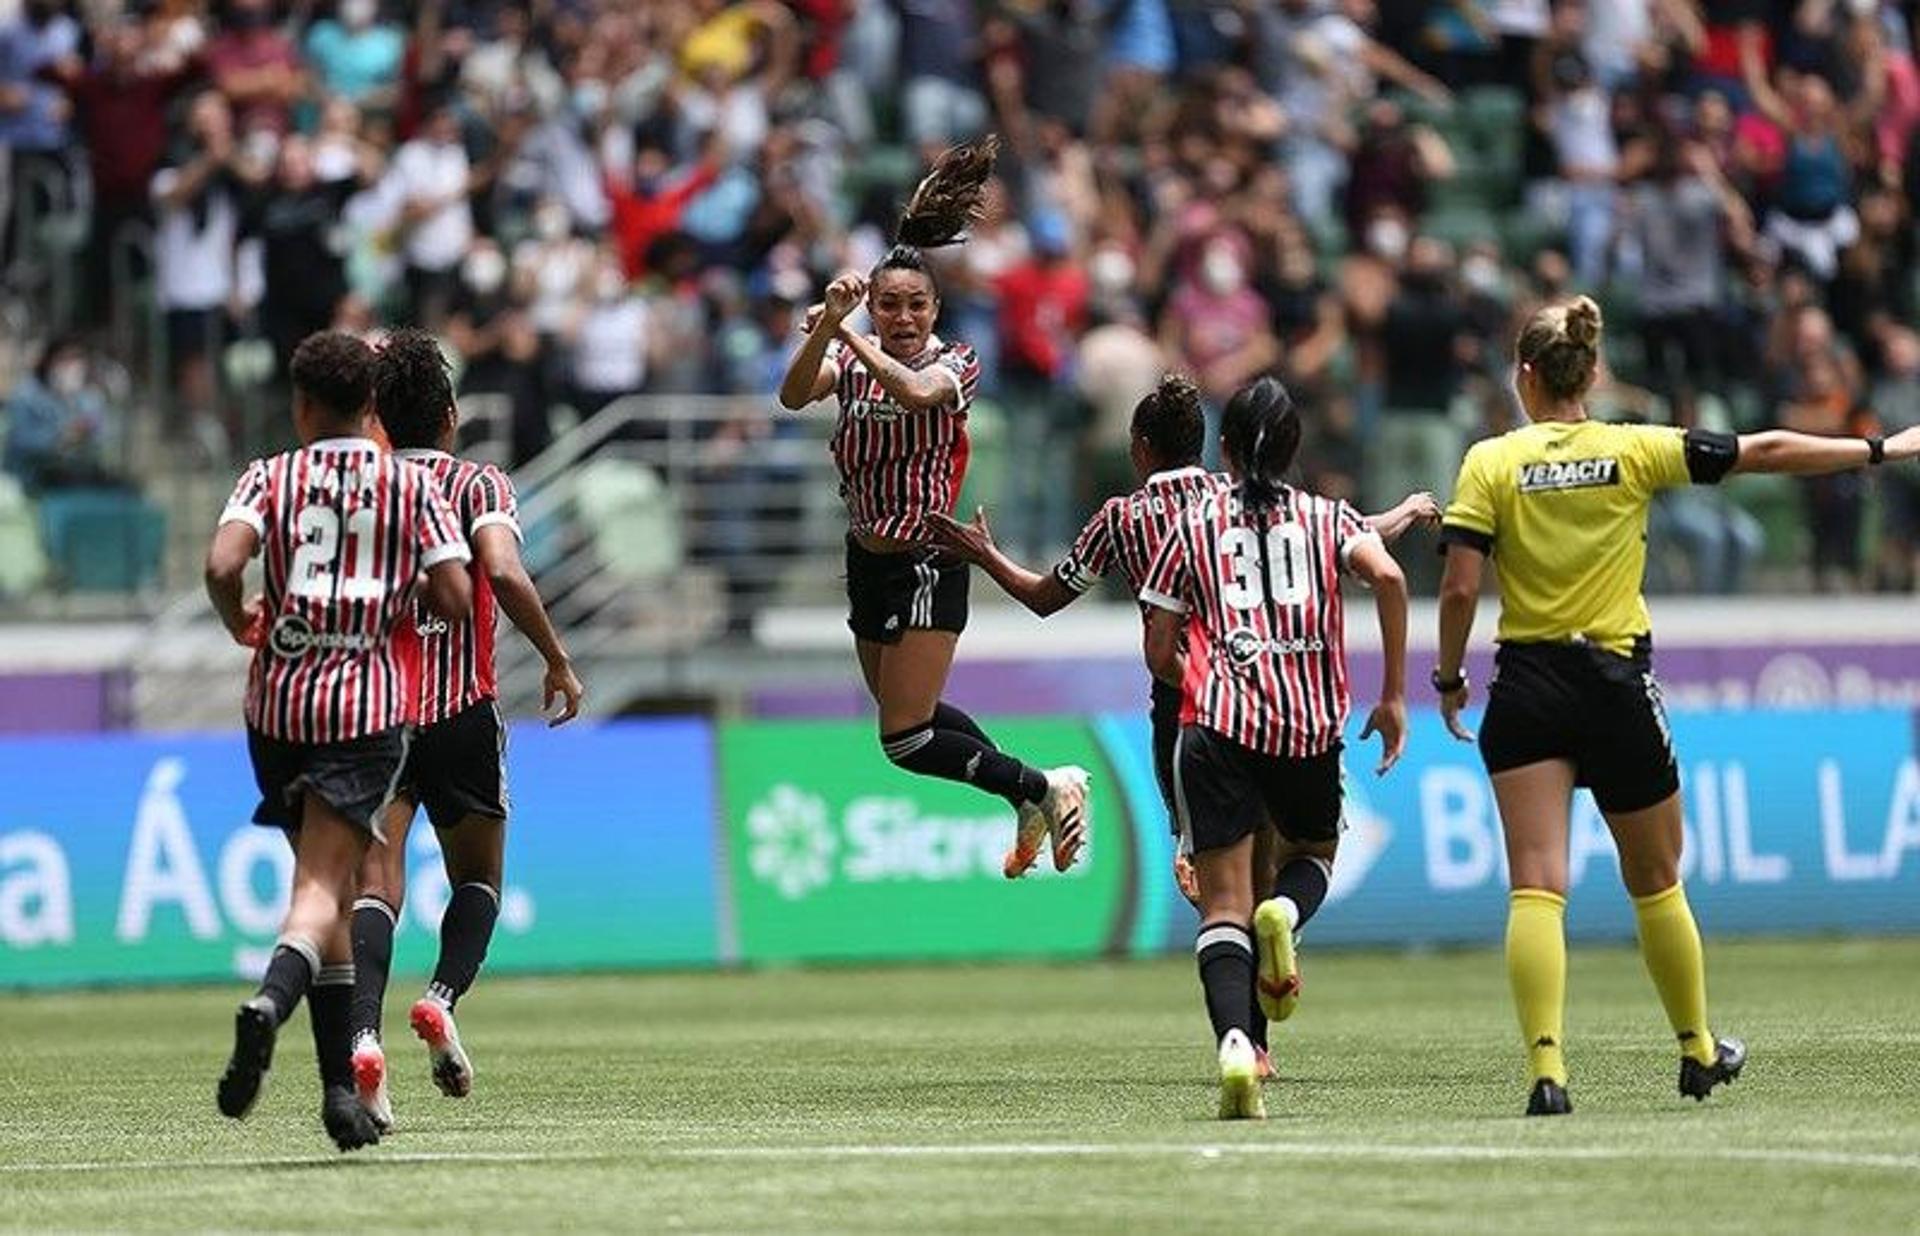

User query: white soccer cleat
[1039,765,1091,871]
[1002,799,1051,879]
[1217,1028,1266,1120]
[410,997,474,1098]
[350,1033,394,1132]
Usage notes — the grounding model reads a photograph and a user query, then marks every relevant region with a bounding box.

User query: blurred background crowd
[4,0,1920,615]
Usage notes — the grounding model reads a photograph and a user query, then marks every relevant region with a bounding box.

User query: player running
[777,135,1089,872]
[930,372,1436,885]
[346,329,585,1131]
[1434,296,1920,1116]
[1140,378,1410,1120]
[205,331,472,1152]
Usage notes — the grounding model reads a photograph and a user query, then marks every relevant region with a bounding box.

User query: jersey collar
[307,436,382,451]
[1146,465,1211,484]
[394,448,453,460]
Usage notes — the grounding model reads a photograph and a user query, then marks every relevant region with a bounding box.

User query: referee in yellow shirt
[1433,296,1920,1117]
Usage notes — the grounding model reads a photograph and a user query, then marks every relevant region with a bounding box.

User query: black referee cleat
[322,1086,384,1153]
[216,996,278,1120]
[1678,1036,1747,1101]
[1526,1078,1572,1117]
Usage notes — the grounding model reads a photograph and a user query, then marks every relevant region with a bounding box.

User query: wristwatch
[1868,436,1887,466]
[1431,667,1468,694]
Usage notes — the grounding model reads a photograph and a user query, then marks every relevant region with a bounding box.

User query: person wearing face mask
[564,255,652,418]
[1159,230,1280,464]
[448,238,546,463]
[4,336,122,493]
[247,135,360,376]
[205,0,305,135]
[604,135,722,279]
[304,0,403,112]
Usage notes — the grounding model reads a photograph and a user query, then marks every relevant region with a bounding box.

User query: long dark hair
[1131,372,1204,469]
[869,134,1000,292]
[1220,377,1302,512]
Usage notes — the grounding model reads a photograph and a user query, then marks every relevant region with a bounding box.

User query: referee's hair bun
[1563,296,1603,350]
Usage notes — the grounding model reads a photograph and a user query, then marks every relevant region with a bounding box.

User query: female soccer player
[205,331,472,1151]
[778,136,1088,870]
[930,373,1436,884]
[347,329,584,1131]
[1139,378,1411,1120]
[1433,296,1920,1117]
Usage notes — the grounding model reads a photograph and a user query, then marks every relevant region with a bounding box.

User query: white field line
[3,1143,1918,1176]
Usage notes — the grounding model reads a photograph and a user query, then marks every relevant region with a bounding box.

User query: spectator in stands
[996,208,1089,556]
[1159,226,1278,462]
[897,0,988,150]
[204,0,304,135]
[389,101,479,329]
[1343,98,1454,241]
[565,251,652,419]
[1075,295,1165,506]
[1373,235,1473,508]
[247,136,357,374]
[448,236,548,465]
[3,335,121,493]
[606,136,722,279]
[1540,50,1619,287]
[0,0,80,257]
[1779,346,1869,591]
[1872,326,1920,590]
[151,91,257,440]
[304,0,405,112]
[1751,70,1858,283]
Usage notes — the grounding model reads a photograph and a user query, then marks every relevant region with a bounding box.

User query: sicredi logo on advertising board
[719,719,1135,963]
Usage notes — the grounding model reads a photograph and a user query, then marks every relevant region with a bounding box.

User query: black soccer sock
[933,702,996,748]
[882,721,1049,806]
[427,882,500,1009]
[257,935,319,1025]
[1270,857,1333,932]
[1248,992,1270,1052]
[349,898,397,1043]
[1196,921,1256,1044]
[309,962,356,1093]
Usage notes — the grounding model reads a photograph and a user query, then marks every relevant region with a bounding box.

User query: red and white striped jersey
[827,333,978,541]
[1140,485,1381,758]
[395,449,520,727]
[220,438,469,743]
[1055,466,1229,603]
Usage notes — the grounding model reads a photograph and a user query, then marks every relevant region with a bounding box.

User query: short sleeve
[219,460,272,543]
[1139,521,1193,614]
[932,342,980,413]
[1335,500,1384,574]
[1631,425,1691,493]
[416,484,472,569]
[467,465,522,541]
[1054,502,1118,594]
[1440,442,1498,554]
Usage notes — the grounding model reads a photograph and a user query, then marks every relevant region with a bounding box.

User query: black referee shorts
[397,700,510,831]
[248,726,408,840]
[845,536,969,644]
[1172,724,1344,855]
[1479,639,1679,814]
[1150,677,1182,830]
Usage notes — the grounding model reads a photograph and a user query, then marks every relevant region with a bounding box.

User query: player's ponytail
[1221,377,1301,514]
[871,134,1001,292]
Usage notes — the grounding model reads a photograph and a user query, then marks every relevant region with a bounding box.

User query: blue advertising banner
[1121,708,1920,950]
[0,720,720,988]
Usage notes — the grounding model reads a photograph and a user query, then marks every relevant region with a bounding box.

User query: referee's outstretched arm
[1726,427,1920,475]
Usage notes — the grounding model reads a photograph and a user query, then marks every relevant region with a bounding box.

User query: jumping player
[347,328,585,1130]
[777,135,1089,872]
[930,372,1436,884]
[1433,296,1920,1116]
[1140,378,1410,1120]
[206,331,472,1151]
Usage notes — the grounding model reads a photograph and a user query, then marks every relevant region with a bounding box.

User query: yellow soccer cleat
[1253,899,1302,1023]
[1216,1028,1266,1120]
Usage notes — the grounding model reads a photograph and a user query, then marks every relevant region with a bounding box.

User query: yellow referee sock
[1506,889,1568,1086]
[1632,883,1716,1066]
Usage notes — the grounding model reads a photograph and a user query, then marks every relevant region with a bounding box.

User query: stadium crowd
[4,0,1920,593]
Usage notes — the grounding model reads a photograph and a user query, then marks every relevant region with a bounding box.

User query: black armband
[1683,428,1740,485]
[1437,524,1493,556]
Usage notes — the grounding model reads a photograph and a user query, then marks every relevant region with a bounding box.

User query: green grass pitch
[3,938,1917,1233]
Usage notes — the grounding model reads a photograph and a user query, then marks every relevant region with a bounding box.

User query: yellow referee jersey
[1442,420,1693,656]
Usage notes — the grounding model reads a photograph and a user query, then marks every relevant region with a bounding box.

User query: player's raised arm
[776,275,856,410]
[927,507,1078,617]
[473,523,584,725]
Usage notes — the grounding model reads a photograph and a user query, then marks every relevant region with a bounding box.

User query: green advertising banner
[717,719,1142,963]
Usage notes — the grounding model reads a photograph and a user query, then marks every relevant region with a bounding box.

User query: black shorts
[165,307,225,365]
[248,726,408,840]
[1478,639,1679,813]
[1150,677,1182,829]
[1172,724,1345,855]
[844,536,969,644]
[398,700,510,830]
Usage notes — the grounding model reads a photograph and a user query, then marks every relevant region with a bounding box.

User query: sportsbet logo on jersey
[719,718,1135,964]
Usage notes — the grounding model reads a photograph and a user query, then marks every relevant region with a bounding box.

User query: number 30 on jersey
[1220,524,1310,610]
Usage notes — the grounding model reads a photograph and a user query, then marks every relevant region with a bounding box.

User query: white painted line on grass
[4,1143,1917,1176]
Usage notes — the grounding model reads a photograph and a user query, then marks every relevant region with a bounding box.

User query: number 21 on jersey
[1220,524,1310,609]
[291,505,382,601]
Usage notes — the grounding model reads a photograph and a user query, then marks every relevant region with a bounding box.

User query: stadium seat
[1723,472,1809,569]
[955,398,1005,517]
[36,488,166,593]
[0,475,48,597]
[1418,205,1500,251]
[1499,209,1565,265]
[1461,87,1527,165]
[573,459,683,581]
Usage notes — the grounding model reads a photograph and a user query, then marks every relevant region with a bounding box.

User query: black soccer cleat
[216,996,279,1120]
[1678,1036,1746,1101]
[321,1086,384,1153]
[1525,1078,1572,1117]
